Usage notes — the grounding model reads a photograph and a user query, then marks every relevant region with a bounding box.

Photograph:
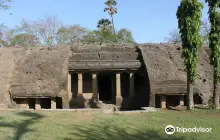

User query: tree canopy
[177,0,204,110]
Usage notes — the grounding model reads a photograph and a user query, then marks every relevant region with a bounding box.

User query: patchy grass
[0,109,219,140]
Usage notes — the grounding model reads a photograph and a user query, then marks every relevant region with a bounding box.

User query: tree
[10,33,39,47]
[200,20,210,45]
[0,0,12,10]
[10,16,61,46]
[57,24,88,44]
[205,0,220,109]
[165,29,181,43]
[97,18,112,31]
[177,0,204,110]
[166,21,210,45]
[117,28,135,43]
[104,0,117,34]
[0,24,9,47]
[95,18,116,43]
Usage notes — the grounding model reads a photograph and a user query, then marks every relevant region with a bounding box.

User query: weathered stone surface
[70,52,139,61]
[0,43,214,108]
[0,46,70,100]
[70,43,138,53]
[139,43,212,104]
[0,48,16,107]
[69,43,140,70]
[68,61,141,70]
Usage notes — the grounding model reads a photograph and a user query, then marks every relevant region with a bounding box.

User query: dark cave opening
[98,73,113,103]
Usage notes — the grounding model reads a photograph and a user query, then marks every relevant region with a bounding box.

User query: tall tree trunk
[213,75,220,109]
[187,71,194,110]
[111,15,116,35]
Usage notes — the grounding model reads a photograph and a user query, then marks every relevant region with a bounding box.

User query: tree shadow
[0,111,45,140]
[61,123,196,140]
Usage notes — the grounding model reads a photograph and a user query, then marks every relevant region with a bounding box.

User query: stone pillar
[92,73,98,102]
[160,95,166,109]
[51,98,56,109]
[116,73,122,106]
[179,95,184,106]
[35,98,41,110]
[21,99,29,109]
[78,73,83,95]
[111,75,115,103]
[129,73,134,97]
[68,72,72,101]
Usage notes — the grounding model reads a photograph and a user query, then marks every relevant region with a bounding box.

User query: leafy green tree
[96,18,116,43]
[0,40,8,47]
[57,25,88,44]
[205,0,220,109]
[104,0,117,34]
[10,33,39,47]
[177,0,204,110]
[97,18,112,31]
[117,28,135,43]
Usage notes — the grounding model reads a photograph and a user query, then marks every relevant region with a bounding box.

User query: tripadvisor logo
[165,125,175,135]
[165,125,212,135]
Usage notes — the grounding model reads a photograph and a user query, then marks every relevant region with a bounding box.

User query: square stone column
[179,95,184,106]
[35,98,41,110]
[160,95,166,109]
[51,98,56,109]
[92,73,98,102]
[78,73,83,95]
[21,99,29,109]
[116,73,122,106]
[129,73,134,97]
[68,72,72,101]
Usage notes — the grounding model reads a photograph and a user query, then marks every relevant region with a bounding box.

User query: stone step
[70,45,138,53]
[70,52,140,61]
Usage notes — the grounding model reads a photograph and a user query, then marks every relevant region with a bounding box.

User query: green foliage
[166,21,210,45]
[0,0,12,10]
[83,28,116,43]
[117,28,135,43]
[208,97,215,110]
[97,18,112,31]
[205,0,220,82]
[10,33,39,47]
[0,40,8,47]
[83,28,135,44]
[176,0,204,82]
[56,25,88,44]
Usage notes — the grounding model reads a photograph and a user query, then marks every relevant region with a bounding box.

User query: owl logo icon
[165,125,175,135]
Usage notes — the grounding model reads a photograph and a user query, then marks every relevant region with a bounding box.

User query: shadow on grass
[61,124,196,140]
[0,111,45,140]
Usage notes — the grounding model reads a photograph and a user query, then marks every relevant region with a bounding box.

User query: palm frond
[104,8,109,12]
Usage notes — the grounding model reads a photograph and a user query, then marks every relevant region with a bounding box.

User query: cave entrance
[56,97,63,109]
[166,95,180,107]
[98,72,114,104]
[28,98,35,109]
[40,98,51,109]
[194,93,202,104]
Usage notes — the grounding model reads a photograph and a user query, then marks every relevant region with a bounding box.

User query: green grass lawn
[0,109,219,140]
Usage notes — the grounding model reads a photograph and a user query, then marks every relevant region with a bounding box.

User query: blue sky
[0,0,209,43]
